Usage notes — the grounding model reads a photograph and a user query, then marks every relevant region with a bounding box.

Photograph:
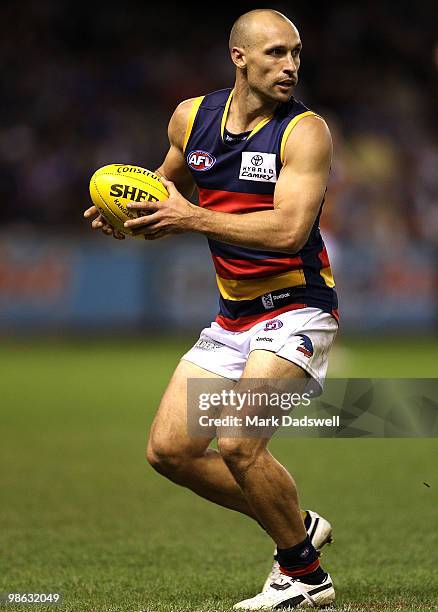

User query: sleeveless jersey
[184,88,338,331]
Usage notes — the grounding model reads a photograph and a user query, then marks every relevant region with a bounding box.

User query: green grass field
[1,337,437,611]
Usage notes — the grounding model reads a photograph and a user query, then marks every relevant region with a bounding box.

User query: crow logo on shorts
[296,335,313,358]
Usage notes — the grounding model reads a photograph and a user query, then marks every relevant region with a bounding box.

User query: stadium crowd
[2,1,437,326]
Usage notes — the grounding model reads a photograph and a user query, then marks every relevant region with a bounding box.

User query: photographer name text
[198,415,340,428]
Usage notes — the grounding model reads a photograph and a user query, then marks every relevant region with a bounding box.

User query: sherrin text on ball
[89,164,169,234]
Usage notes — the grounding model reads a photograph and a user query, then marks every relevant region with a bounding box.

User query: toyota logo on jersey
[187,150,216,171]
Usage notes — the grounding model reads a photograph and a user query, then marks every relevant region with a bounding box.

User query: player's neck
[226,82,278,133]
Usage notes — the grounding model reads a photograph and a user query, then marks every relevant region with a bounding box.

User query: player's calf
[216,437,262,479]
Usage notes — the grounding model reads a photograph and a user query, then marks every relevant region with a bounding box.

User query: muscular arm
[190,116,332,253]
[154,99,196,200]
[125,113,332,254]
[84,98,196,237]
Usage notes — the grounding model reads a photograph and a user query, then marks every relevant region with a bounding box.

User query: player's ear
[230,46,247,69]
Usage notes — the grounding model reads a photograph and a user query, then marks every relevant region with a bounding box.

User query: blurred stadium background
[1,1,437,610]
[1,0,437,335]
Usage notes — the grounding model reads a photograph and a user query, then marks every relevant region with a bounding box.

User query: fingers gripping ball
[89,164,169,235]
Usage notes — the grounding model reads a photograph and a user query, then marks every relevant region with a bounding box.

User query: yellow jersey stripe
[221,89,273,140]
[216,269,306,301]
[221,90,234,139]
[280,111,319,163]
[320,266,335,288]
[183,96,205,153]
[249,116,273,139]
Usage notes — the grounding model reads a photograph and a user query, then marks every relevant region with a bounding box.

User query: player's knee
[146,438,195,478]
[217,437,259,471]
[146,438,190,476]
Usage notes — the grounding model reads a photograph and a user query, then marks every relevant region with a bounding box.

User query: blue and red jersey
[184,88,338,331]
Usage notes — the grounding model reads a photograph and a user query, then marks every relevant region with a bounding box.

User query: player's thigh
[242,349,310,381]
[240,349,309,425]
[148,359,228,458]
[217,351,309,457]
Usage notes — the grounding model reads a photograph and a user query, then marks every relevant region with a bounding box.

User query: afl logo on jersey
[187,150,216,171]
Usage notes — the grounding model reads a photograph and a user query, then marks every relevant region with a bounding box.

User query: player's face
[244,23,302,103]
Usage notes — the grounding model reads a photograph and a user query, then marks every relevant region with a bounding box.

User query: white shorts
[182,307,338,391]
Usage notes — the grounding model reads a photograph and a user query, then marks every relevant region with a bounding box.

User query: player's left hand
[124,178,197,240]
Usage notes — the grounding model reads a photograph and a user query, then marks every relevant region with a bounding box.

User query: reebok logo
[262,293,274,309]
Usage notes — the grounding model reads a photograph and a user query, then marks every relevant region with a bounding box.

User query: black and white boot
[234,572,335,609]
[262,511,333,592]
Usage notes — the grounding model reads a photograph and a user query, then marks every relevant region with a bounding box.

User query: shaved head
[228,9,302,105]
[229,9,297,51]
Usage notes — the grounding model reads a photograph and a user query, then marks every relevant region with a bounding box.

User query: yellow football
[89,164,169,234]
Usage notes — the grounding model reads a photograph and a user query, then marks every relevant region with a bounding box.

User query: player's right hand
[83,205,125,239]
